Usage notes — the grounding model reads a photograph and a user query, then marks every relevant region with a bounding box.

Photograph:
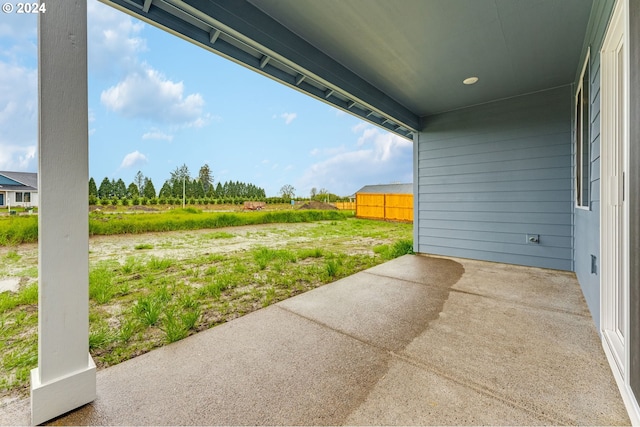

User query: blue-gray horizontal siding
[417,86,572,270]
[572,0,615,329]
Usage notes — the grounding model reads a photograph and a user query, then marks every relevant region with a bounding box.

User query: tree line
[89,163,268,205]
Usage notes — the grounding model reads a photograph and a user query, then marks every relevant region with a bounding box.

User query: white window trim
[575,47,591,210]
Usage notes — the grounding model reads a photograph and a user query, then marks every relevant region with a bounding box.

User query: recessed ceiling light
[463,76,479,85]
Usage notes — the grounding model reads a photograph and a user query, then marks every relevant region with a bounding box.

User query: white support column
[31,1,96,425]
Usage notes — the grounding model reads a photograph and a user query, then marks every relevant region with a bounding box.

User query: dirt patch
[0,278,20,293]
[297,201,338,210]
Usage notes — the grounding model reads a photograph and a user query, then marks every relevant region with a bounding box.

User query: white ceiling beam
[209,28,222,44]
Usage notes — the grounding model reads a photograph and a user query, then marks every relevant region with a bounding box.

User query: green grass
[4,250,20,262]
[204,232,235,239]
[89,265,117,304]
[0,209,350,246]
[0,217,412,397]
[0,216,37,246]
[373,239,415,260]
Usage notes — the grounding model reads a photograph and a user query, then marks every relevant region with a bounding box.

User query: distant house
[354,183,413,196]
[0,171,38,208]
[354,183,413,222]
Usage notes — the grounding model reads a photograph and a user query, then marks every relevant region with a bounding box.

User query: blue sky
[0,1,412,197]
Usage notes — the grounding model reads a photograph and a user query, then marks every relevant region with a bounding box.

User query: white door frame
[600,0,639,424]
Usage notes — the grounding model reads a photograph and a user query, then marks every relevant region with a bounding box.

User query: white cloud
[101,66,209,127]
[0,60,38,171]
[297,126,412,196]
[310,148,320,156]
[277,112,297,125]
[87,0,146,77]
[142,131,174,142]
[120,150,148,169]
[351,122,369,132]
[0,144,36,171]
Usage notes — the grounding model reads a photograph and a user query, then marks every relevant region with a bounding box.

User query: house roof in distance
[0,171,38,191]
[354,183,412,195]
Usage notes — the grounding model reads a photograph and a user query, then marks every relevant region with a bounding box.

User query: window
[575,49,590,208]
[15,192,22,203]
[24,192,30,203]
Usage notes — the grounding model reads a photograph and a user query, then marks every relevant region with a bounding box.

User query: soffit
[249,0,593,116]
[101,0,593,135]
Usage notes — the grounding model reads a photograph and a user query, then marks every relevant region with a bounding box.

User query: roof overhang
[99,0,594,139]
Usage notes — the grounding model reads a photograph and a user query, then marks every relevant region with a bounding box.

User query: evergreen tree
[215,182,223,198]
[98,177,112,199]
[127,182,139,198]
[159,181,172,198]
[193,178,205,198]
[114,179,127,199]
[89,177,98,197]
[143,177,156,198]
[198,164,213,194]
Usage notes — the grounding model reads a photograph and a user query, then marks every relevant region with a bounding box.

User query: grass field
[0,216,412,398]
[0,207,349,245]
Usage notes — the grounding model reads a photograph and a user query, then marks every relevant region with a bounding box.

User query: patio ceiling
[101,0,594,137]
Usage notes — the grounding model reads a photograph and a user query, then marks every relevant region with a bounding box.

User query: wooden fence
[334,202,356,210]
[356,193,413,222]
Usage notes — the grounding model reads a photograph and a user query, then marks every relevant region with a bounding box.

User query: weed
[18,283,38,305]
[374,239,414,260]
[199,282,222,299]
[176,295,193,308]
[89,266,116,304]
[181,307,200,330]
[146,257,174,271]
[262,287,276,307]
[161,309,188,343]
[134,296,163,326]
[326,259,341,278]
[118,318,137,342]
[297,248,323,259]
[121,257,140,274]
[89,323,116,349]
[4,250,20,262]
[253,247,296,270]
[153,285,172,304]
[232,262,247,274]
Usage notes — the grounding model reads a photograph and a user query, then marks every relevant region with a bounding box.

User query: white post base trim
[602,338,640,426]
[30,355,96,425]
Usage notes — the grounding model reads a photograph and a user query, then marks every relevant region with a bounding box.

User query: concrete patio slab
[278,262,459,351]
[451,258,592,316]
[47,305,390,426]
[0,254,630,425]
[344,357,552,426]
[401,289,627,425]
